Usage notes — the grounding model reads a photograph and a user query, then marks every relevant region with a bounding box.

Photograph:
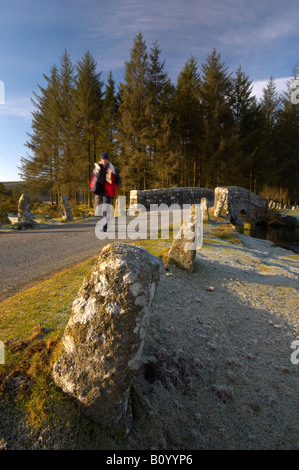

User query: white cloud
[81,0,299,83]
[0,97,33,121]
[83,0,250,79]
[86,0,249,43]
[251,77,291,101]
[219,10,298,51]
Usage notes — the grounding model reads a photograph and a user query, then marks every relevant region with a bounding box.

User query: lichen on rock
[52,242,163,435]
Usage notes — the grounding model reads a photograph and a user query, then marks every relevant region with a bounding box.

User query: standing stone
[115,195,126,217]
[52,243,163,435]
[60,194,73,221]
[18,193,33,223]
[214,190,227,218]
[201,197,210,222]
[167,204,199,273]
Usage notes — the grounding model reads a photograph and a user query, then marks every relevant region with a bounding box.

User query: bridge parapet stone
[214,186,268,223]
[129,187,215,212]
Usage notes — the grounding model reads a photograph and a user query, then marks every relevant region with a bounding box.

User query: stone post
[167,204,199,273]
[214,188,227,218]
[115,195,126,217]
[201,197,210,222]
[60,194,73,221]
[18,193,33,223]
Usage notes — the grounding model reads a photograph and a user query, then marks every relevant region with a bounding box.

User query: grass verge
[0,257,97,430]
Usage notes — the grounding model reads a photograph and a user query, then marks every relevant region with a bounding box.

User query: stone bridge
[214,186,268,223]
[129,187,215,212]
[128,186,268,224]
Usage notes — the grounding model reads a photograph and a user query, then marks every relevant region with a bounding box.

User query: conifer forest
[19,33,299,206]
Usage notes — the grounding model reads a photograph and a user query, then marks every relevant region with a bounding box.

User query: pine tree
[20,64,62,203]
[260,76,281,130]
[174,56,202,186]
[58,49,76,199]
[72,51,103,205]
[231,65,263,190]
[97,71,120,164]
[259,76,282,190]
[200,49,234,187]
[274,67,299,203]
[147,40,177,187]
[118,33,151,191]
[20,52,77,203]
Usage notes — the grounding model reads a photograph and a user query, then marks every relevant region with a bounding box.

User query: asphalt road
[0,217,135,302]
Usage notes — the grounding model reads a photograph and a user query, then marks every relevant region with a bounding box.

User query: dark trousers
[94,195,111,230]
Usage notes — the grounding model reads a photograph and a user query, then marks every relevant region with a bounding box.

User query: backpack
[104,167,121,198]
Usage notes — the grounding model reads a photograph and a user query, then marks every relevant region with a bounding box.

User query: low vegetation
[209,223,243,245]
[0,258,96,431]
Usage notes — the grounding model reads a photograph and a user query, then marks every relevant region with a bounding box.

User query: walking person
[89,152,120,232]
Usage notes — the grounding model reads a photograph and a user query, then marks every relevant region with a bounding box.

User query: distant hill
[1,181,51,202]
[1,181,25,191]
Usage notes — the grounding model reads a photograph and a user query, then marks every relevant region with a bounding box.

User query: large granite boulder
[52,243,163,435]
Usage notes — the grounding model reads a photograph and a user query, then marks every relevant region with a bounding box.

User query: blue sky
[0,0,298,181]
